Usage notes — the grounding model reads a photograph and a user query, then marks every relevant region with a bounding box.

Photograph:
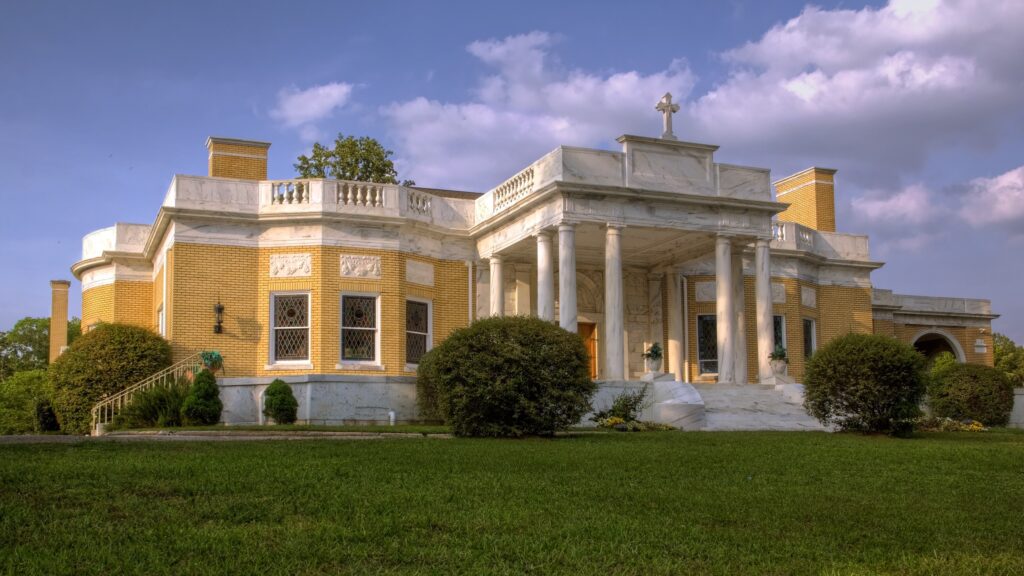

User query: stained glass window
[406,300,430,364]
[273,294,309,361]
[342,295,377,361]
[697,314,718,374]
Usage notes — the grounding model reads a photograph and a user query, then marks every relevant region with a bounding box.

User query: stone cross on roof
[655,92,680,140]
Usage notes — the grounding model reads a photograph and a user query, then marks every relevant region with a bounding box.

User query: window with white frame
[406,299,431,365]
[157,305,165,337]
[803,318,817,359]
[773,315,786,351]
[341,294,378,362]
[697,314,718,374]
[271,293,310,363]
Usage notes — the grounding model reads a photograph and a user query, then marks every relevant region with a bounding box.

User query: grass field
[2,431,1023,575]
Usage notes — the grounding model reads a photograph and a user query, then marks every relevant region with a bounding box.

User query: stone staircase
[691,384,825,431]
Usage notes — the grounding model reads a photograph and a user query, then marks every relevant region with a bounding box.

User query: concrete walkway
[692,384,826,431]
[0,430,452,444]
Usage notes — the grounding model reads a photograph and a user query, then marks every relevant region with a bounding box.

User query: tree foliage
[0,369,54,434]
[993,333,1024,387]
[417,316,595,437]
[49,323,172,434]
[929,363,1015,426]
[0,317,81,381]
[803,333,927,436]
[295,133,414,185]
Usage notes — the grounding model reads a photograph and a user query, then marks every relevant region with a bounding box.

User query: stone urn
[770,359,788,376]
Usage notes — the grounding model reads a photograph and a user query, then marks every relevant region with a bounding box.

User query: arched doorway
[912,330,966,364]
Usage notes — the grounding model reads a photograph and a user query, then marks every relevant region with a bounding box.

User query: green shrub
[592,385,648,424]
[804,333,927,435]
[0,370,52,434]
[263,379,298,424]
[181,370,223,425]
[417,316,595,437]
[49,323,172,434]
[113,383,188,429]
[928,363,1014,426]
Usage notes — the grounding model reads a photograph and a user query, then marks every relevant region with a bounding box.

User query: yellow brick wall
[165,242,471,378]
[776,168,837,232]
[818,285,873,346]
[208,155,267,180]
[81,283,114,332]
[873,317,895,337]
[81,280,153,333]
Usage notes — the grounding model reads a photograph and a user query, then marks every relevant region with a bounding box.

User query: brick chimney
[49,280,71,363]
[206,137,271,180]
[774,167,838,232]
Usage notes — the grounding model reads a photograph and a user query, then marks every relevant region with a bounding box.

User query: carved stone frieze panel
[269,253,311,278]
[406,259,434,286]
[340,255,381,279]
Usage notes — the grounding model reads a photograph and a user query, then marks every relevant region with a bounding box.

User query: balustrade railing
[771,221,786,241]
[336,182,385,207]
[269,181,309,205]
[492,167,535,212]
[90,353,206,435]
[407,189,432,215]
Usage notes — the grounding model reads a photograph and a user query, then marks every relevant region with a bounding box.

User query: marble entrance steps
[690,383,825,431]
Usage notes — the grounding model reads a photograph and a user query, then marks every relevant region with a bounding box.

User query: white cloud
[686,0,1024,185]
[381,32,695,190]
[852,184,939,225]
[961,165,1024,228]
[270,82,354,134]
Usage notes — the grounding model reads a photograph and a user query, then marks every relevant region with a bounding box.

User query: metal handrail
[89,353,206,435]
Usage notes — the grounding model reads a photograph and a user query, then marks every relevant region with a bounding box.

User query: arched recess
[911,328,966,363]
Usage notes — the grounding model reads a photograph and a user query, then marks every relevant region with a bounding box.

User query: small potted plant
[769,345,788,375]
[642,342,663,373]
[200,350,224,374]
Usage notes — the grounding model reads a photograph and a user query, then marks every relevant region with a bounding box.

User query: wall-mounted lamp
[214,302,225,334]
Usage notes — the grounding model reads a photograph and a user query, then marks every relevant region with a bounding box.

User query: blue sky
[2,0,1023,341]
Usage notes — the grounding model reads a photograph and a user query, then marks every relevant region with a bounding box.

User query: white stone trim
[340,255,381,279]
[801,286,817,308]
[910,328,967,363]
[269,253,312,278]
[406,259,434,286]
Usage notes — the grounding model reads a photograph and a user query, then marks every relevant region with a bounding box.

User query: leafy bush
[928,363,1014,426]
[113,383,188,429]
[592,386,648,424]
[417,316,595,437]
[0,370,54,434]
[804,333,927,435]
[263,379,298,424]
[50,323,172,434]
[181,370,223,426]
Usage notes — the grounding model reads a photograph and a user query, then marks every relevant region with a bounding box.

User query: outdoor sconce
[214,302,225,334]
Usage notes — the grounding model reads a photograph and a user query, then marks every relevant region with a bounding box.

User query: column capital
[535,229,553,240]
[558,222,577,231]
[756,237,771,249]
[487,254,503,263]
[606,222,626,231]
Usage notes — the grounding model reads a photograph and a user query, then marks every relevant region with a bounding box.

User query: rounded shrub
[804,333,927,435]
[929,363,1014,426]
[417,316,595,437]
[263,379,298,424]
[50,323,172,434]
[181,369,223,426]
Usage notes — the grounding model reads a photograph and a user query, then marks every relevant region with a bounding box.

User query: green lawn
[2,431,1023,575]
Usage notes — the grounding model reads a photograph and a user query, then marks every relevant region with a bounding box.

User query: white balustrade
[407,189,432,216]
[336,182,385,207]
[492,167,535,213]
[797,227,814,249]
[771,221,786,241]
[269,181,310,205]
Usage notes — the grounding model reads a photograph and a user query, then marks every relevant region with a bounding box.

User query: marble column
[732,249,748,385]
[489,256,504,317]
[755,238,774,383]
[715,235,736,384]
[536,231,555,321]
[604,225,625,380]
[558,223,577,332]
[665,270,684,381]
[647,272,664,372]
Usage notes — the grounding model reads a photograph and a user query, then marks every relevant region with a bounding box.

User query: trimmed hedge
[929,363,1014,426]
[417,316,595,437]
[181,370,223,425]
[50,323,172,434]
[113,383,188,429]
[804,333,927,435]
[263,379,298,424]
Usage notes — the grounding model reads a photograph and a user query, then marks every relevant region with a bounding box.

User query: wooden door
[578,322,598,380]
